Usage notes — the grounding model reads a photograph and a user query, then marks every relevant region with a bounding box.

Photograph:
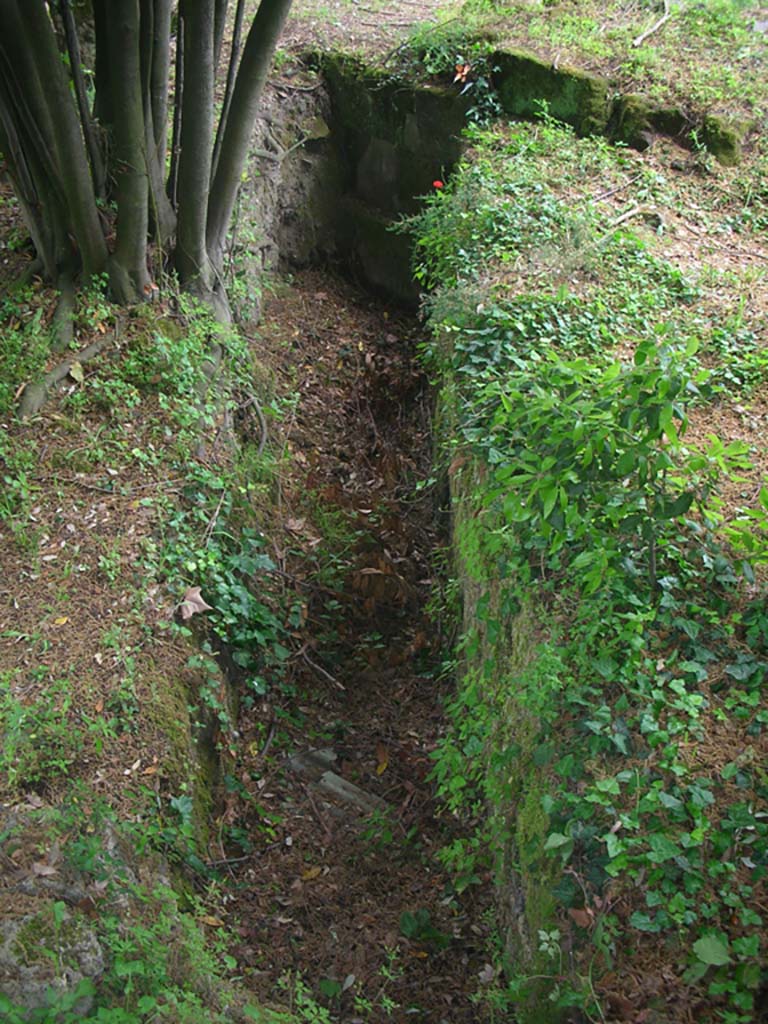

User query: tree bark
[140,0,176,245]
[107,0,151,301]
[92,0,113,128]
[176,0,215,295]
[167,5,184,209]
[151,0,173,166]
[58,0,106,197]
[213,0,229,69]
[211,0,245,183]
[206,0,293,269]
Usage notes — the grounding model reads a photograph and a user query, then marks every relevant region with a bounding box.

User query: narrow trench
[221,268,492,1021]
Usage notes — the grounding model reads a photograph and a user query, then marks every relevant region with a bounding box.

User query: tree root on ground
[17,332,114,420]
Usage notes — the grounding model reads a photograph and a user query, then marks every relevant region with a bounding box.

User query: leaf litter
[220,269,494,1019]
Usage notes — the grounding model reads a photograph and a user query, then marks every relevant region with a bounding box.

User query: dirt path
[222,269,493,1020]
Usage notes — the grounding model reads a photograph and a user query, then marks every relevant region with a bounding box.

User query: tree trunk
[213,0,229,69]
[107,0,151,301]
[211,0,245,183]
[151,0,173,167]
[140,0,176,246]
[1,0,107,281]
[0,104,69,280]
[206,0,293,270]
[58,0,106,197]
[92,0,113,128]
[167,6,184,210]
[176,0,215,296]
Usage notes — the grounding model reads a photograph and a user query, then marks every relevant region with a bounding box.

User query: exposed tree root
[50,273,76,354]
[17,333,114,420]
[9,257,44,292]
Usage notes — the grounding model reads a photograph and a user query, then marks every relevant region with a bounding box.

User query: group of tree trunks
[0,0,293,318]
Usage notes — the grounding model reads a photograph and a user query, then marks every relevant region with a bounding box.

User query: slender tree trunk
[213,0,229,69]
[206,0,293,269]
[92,0,113,128]
[211,0,245,183]
[140,0,176,245]
[0,2,58,177]
[3,0,107,280]
[167,7,184,209]
[107,0,151,301]
[0,105,68,279]
[151,0,173,167]
[58,0,106,197]
[176,0,215,295]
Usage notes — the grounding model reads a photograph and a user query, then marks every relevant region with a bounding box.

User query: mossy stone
[319,51,467,215]
[492,48,612,136]
[335,197,419,306]
[700,114,743,166]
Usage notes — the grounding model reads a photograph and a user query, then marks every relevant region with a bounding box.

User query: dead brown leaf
[179,586,213,620]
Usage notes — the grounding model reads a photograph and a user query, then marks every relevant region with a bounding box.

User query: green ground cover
[413,116,768,1021]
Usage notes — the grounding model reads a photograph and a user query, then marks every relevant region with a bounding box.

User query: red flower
[432,180,444,189]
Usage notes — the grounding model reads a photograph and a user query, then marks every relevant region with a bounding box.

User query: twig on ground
[591,173,643,203]
[304,786,334,843]
[260,720,278,759]
[633,0,671,48]
[302,651,346,690]
[203,489,228,545]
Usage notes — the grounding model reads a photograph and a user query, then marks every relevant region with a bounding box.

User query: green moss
[447,466,564,1016]
[317,50,467,215]
[335,198,420,306]
[12,904,100,974]
[145,663,217,846]
[700,113,743,165]
[493,49,612,136]
[610,93,653,147]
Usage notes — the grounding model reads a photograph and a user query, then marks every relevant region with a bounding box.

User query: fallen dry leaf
[179,586,213,620]
[376,742,388,775]
[301,866,322,881]
[31,861,58,877]
[568,907,593,929]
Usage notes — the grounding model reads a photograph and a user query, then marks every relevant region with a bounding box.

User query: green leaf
[318,978,343,999]
[647,833,680,862]
[544,832,571,850]
[630,911,661,932]
[693,935,731,966]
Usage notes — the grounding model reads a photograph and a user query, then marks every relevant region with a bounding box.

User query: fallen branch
[609,204,646,228]
[633,0,671,48]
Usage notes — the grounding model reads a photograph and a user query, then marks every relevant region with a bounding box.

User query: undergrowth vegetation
[0,278,300,1021]
[456,0,767,119]
[412,118,768,1021]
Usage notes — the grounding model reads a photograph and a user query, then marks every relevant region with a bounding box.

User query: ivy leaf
[693,935,731,966]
